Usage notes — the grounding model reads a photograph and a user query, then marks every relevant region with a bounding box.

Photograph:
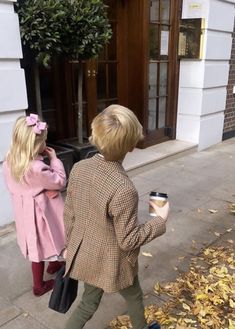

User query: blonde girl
[3,114,66,296]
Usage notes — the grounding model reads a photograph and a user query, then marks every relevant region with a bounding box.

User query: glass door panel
[96,6,118,113]
[161,0,170,23]
[149,25,159,60]
[148,0,170,133]
[148,99,157,130]
[150,0,160,21]
[149,63,158,98]
[159,97,166,128]
[159,62,168,96]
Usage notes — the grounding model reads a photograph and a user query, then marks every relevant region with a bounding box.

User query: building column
[0,0,27,226]
[176,0,235,150]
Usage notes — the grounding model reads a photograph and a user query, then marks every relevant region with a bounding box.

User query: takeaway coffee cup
[149,192,168,216]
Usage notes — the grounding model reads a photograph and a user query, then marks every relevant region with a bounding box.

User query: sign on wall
[178,18,205,59]
[182,0,206,19]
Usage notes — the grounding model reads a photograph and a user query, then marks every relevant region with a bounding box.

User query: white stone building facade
[0,0,27,226]
[177,0,235,150]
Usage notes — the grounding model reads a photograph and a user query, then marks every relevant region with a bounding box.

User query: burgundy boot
[47,261,65,274]
[32,262,54,296]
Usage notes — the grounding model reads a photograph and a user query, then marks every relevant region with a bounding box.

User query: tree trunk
[77,63,83,144]
[33,62,43,119]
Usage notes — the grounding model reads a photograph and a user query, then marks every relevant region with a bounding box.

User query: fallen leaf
[182,303,191,311]
[110,244,235,329]
[208,209,218,214]
[229,299,235,308]
[214,232,221,237]
[142,251,153,257]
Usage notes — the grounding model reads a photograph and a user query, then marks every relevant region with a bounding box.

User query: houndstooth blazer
[64,154,167,293]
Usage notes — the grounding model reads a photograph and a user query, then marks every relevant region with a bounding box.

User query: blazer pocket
[127,249,139,267]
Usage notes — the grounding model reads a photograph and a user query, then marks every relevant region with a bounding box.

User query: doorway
[127,0,181,147]
[22,0,181,148]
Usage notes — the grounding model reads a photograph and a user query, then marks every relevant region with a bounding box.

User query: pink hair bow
[26,114,47,135]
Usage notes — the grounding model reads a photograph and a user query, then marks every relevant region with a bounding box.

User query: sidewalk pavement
[0,138,235,329]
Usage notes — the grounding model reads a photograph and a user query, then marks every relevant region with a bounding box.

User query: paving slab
[1,314,48,329]
[0,240,32,300]
[0,297,22,326]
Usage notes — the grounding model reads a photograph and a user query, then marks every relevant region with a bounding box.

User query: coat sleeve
[31,158,66,190]
[64,165,76,246]
[110,184,167,251]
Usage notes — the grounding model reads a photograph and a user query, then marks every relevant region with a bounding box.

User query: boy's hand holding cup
[149,192,169,220]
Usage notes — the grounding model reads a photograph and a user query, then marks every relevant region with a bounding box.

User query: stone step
[123,140,197,177]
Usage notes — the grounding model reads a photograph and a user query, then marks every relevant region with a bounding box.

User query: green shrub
[16,0,112,65]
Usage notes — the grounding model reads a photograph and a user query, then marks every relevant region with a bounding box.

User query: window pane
[161,0,170,24]
[106,0,117,20]
[108,64,117,98]
[40,67,54,111]
[159,62,168,96]
[97,101,106,113]
[158,97,166,128]
[149,24,159,60]
[98,47,106,61]
[149,62,158,98]
[160,26,169,58]
[148,98,157,130]
[150,0,159,22]
[108,23,117,60]
[97,63,106,99]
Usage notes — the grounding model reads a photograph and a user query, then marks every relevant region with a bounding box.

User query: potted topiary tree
[17,0,112,145]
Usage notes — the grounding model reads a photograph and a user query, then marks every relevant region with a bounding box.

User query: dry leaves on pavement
[229,203,235,215]
[109,241,235,329]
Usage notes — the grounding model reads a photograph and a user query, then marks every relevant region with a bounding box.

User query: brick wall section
[224,18,235,136]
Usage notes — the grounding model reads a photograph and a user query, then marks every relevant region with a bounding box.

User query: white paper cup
[149,192,168,216]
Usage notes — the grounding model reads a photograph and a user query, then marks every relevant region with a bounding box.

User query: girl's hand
[149,201,169,221]
[45,190,59,199]
[62,248,67,259]
[44,146,57,160]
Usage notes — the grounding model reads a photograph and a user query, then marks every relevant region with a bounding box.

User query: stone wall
[0,0,27,226]
[177,0,235,150]
[224,16,235,139]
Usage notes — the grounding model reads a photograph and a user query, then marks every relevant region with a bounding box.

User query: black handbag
[48,265,78,313]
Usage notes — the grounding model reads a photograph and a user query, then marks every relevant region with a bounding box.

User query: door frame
[126,0,182,148]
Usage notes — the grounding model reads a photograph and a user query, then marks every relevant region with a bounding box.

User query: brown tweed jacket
[64,154,166,293]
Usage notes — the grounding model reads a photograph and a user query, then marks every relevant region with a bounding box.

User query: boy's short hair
[89,105,144,161]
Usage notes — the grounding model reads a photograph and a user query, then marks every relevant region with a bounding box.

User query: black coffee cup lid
[150,191,168,198]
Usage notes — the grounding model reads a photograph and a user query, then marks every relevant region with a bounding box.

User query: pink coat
[3,156,66,262]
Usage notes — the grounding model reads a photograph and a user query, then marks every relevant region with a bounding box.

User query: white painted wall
[0,0,27,226]
[177,0,235,150]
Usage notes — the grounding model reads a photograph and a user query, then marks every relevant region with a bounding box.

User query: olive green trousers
[65,276,148,329]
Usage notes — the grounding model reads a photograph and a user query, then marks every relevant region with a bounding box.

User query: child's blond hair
[89,105,144,161]
[7,116,47,182]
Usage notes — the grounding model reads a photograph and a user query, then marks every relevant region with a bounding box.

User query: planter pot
[55,138,98,162]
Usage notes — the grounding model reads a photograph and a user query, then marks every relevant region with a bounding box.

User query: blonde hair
[6,116,47,182]
[89,105,144,161]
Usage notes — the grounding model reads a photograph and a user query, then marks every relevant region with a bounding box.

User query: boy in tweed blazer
[64,105,169,329]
